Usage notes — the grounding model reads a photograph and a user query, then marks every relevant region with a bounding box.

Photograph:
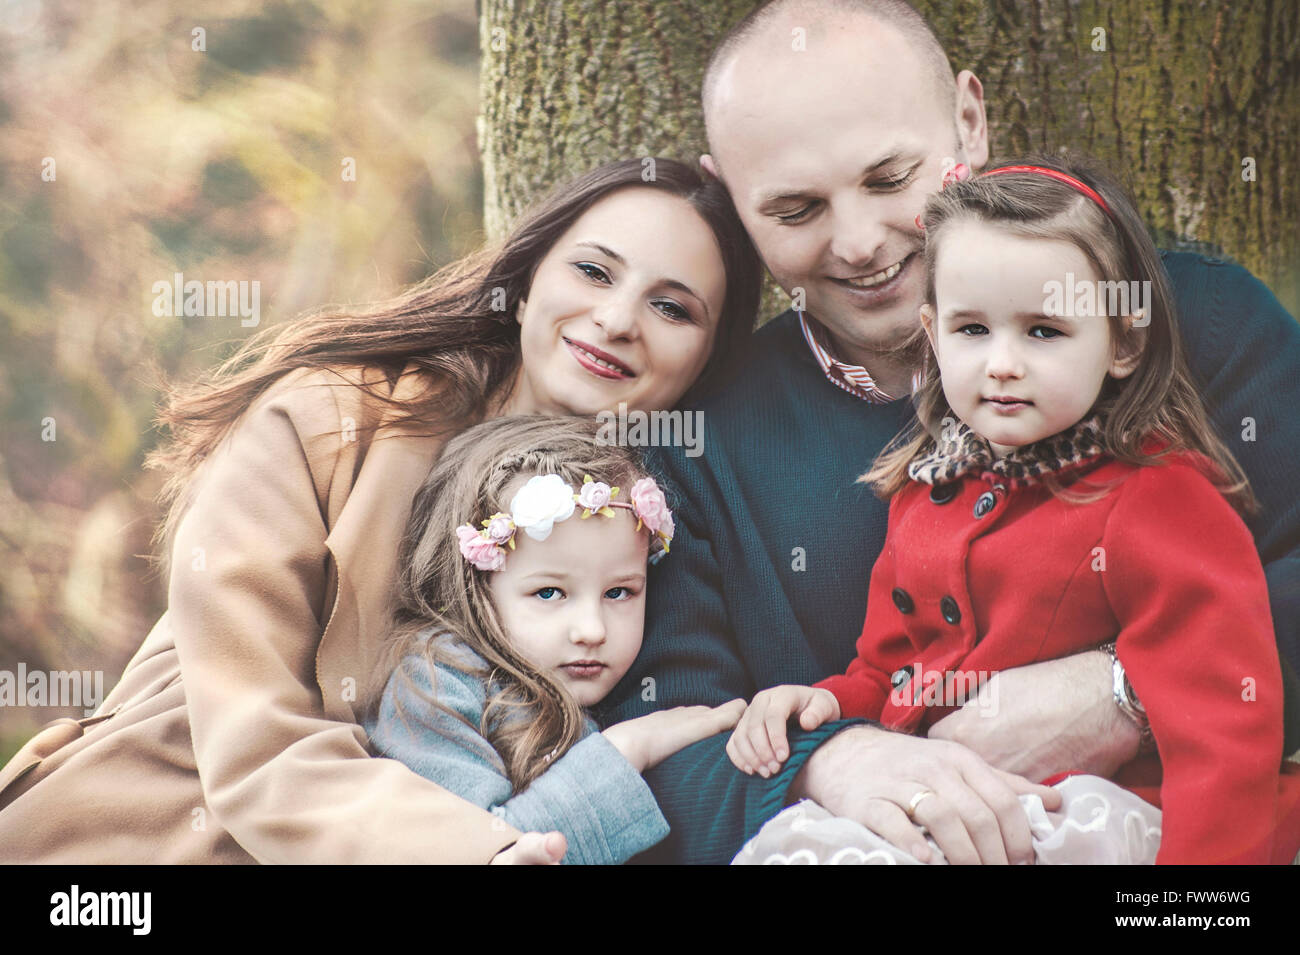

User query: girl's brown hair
[145,157,761,563]
[384,414,656,793]
[863,153,1257,516]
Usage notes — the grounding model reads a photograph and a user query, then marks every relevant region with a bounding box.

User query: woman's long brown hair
[145,157,761,564]
[862,153,1257,516]
[385,414,656,793]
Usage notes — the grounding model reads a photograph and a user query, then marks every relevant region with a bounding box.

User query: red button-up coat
[816,444,1300,864]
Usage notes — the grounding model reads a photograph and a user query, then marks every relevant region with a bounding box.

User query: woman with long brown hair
[0,157,761,864]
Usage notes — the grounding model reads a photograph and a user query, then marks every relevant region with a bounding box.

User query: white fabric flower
[509,474,577,541]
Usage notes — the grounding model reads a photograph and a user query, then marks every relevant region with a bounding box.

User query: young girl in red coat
[728,156,1300,865]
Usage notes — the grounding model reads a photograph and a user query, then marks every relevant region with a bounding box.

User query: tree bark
[478,0,756,240]
[479,0,1299,318]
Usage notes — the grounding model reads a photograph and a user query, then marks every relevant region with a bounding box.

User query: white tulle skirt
[732,774,1162,865]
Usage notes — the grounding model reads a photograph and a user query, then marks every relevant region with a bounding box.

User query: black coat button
[930,483,959,504]
[940,595,961,625]
[891,587,914,614]
[973,491,997,517]
[890,666,913,690]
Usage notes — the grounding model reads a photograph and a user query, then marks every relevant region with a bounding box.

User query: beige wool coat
[0,364,522,863]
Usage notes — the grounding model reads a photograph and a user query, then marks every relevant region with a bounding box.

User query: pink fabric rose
[629,477,671,536]
[457,524,505,571]
[484,514,515,545]
[577,480,612,512]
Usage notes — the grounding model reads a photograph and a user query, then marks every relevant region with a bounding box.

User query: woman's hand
[490,831,567,865]
[726,685,841,777]
[603,699,747,773]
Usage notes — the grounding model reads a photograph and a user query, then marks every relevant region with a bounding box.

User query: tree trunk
[478,0,756,240]
[479,0,1299,319]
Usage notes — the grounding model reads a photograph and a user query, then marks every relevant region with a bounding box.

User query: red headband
[919,161,1143,288]
[978,164,1117,223]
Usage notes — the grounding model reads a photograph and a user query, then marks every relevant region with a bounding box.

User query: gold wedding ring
[907,789,935,821]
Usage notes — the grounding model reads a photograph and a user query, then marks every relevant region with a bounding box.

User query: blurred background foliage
[0,0,484,760]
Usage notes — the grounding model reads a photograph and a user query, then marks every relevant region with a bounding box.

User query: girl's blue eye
[575,262,611,283]
[956,324,987,336]
[534,587,563,601]
[1031,326,1063,340]
[604,586,635,600]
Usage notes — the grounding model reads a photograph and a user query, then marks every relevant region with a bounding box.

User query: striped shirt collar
[798,311,921,404]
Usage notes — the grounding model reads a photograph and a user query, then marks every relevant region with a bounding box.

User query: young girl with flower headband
[365,414,745,864]
[727,155,1300,865]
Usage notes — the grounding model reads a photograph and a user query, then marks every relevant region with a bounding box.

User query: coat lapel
[315,365,448,723]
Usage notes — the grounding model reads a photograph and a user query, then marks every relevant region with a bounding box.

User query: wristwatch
[1099,642,1155,752]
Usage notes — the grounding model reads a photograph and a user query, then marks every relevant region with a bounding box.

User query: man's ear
[700,153,722,182]
[954,70,989,171]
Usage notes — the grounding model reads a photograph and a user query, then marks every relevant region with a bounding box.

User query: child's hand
[727,686,841,777]
[603,698,747,773]
[490,831,567,865]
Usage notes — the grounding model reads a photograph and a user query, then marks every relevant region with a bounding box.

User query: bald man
[599,0,1300,865]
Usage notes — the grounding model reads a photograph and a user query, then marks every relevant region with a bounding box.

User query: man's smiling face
[703,12,988,372]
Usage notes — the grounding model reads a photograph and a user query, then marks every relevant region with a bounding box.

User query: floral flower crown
[456,473,674,572]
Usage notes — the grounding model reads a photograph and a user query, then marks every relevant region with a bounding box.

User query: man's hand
[927,649,1141,779]
[786,724,1063,865]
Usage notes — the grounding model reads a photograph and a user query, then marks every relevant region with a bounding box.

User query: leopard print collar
[907,413,1108,488]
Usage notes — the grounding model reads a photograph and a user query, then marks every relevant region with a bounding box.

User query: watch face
[1122,674,1144,712]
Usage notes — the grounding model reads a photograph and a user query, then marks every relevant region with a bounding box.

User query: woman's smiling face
[507,187,729,416]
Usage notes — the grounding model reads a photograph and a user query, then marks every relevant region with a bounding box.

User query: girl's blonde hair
[862,153,1257,516]
[383,414,658,792]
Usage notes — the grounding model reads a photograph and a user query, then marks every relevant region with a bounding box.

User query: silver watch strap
[1100,642,1154,747]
